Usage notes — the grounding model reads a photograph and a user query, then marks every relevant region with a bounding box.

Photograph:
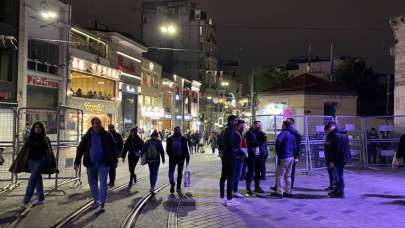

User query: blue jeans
[87,164,110,204]
[148,161,160,189]
[334,163,345,193]
[233,157,244,192]
[23,159,47,204]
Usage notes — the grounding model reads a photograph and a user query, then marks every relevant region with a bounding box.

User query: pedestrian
[10,122,57,210]
[166,126,190,193]
[186,132,193,154]
[218,115,240,206]
[245,121,264,195]
[74,117,117,211]
[286,118,301,190]
[142,130,165,194]
[121,127,144,189]
[272,121,297,198]
[192,132,199,153]
[324,121,351,198]
[208,132,218,154]
[367,128,379,164]
[254,121,269,181]
[233,119,248,198]
[107,124,123,188]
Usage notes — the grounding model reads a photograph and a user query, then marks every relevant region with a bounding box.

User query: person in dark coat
[324,121,351,198]
[367,128,379,164]
[10,122,57,209]
[107,124,123,187]
[272,121,297,198]
[74,117,117,211]
[166,126,190,193]
[286,118,301,189]
[142,130,165,194]
[219,115,240,206]
[245,122,265,195]
[253,122,268,181]
[121,127,144,189]
[208,132,218,154]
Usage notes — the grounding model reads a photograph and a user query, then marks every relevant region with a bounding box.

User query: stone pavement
[0,150,404,228]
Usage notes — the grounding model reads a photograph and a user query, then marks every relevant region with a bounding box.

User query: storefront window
[70,71,116,100]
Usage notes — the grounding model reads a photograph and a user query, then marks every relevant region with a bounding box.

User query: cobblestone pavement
[1,149,405,228]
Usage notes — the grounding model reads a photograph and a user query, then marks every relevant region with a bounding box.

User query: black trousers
[220,157,235,200]
[245,155,261,189]
[328,166,336,187]
[128,155,140,183]
[109,163,117,185]
[169,158,185,188]
[291,161,296,189]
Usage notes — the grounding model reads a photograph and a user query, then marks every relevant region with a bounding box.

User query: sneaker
[246,189,253,196]
[233,192,245,198]
[90,201,100,210]
[32,199,45,206]
[176,187,182,193]
[324,186,335,191]
[328,191,344,198]
[220,198,227,205]
[254,187,265,194]
[270,186,277,192]
[226,200,240,207]
[150,187,155,195]
[270,192,283,199]
[283,193,293,198]
[108,182,115,188]
[98,203,105,213]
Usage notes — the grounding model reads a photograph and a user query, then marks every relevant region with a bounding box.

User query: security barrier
[0,105,17,190]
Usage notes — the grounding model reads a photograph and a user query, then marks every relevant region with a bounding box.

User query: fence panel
[335,116,364,168]
[363,116,405,166]
[306,116,333,170]
[0,107,17,189]
[16,107,83,188]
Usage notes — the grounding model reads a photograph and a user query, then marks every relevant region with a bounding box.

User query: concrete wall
[392,16,405,129]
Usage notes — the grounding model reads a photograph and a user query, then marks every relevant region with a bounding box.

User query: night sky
[71,0,405,77]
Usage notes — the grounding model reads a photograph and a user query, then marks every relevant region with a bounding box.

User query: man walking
[324,121,351,198]
[272,121,297,198]
[219,115,240,206]
[166,127,190,193]
[107,124,123,187]
[75,117,117,211]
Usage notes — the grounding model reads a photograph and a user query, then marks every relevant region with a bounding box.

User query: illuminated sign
[27,75,59,88]
[84,102,105,113]
[164,114,172,119]
[71,57,120,80]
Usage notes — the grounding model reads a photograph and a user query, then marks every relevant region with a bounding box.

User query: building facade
[391,15,405,128]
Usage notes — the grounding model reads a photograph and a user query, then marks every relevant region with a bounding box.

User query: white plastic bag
[184,166,191,187]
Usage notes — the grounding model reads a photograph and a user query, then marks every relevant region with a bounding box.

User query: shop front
[68,57,120,130]
[120,83,139,135]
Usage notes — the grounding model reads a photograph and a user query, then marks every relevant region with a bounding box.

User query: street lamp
[160,24,177,36]
[221,81,229,87]
[40,11,58,20]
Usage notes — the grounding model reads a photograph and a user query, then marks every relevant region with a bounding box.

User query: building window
[70,71,116,100]
[0,50,12,82]
[70,28,108,58]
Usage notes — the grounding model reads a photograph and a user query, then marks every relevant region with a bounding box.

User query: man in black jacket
[107,124,123,187]
[324,121,351,198]
[74,117,117,211]
[245,121,265,195]
[166,126,190,193]
[286,118,301,190]
[219,115,240,206]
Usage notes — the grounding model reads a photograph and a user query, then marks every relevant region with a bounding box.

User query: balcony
[28,59,59,75]
[70,28,108,58]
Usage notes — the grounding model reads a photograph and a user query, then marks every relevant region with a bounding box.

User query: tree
[334,58,383,115]
[251,66,290,92]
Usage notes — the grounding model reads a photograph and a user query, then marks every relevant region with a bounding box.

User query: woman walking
[142,131,165,194]
[10,122,57,209]
[121,127,144,189]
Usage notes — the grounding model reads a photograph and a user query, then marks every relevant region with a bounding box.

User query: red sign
[117,55,136,75]
[27,75,59,89]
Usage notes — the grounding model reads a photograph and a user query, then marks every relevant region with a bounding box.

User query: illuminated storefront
[68,57,120,130]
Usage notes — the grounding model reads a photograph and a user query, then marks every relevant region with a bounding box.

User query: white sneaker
[32,199,45,206]
[233,192,245,198]
[226,199,240,207]
[220,198,227,206]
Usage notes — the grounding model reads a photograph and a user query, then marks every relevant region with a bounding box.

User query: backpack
[145,141,159,162]
[171,137,183,157]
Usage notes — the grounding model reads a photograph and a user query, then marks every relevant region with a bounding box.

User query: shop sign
[84,102,105,113]
[184,115,191,121]
[71,57,120,80]
[27,75,59,89]
[164,114,172,119]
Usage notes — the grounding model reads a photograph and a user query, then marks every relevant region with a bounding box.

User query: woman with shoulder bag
[10,122,58,209]
[121,127,144,189]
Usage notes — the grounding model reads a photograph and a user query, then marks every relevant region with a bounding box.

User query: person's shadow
[163,192,197,218]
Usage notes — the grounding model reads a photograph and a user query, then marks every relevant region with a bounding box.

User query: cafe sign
[27,75,59,89]
[84,102,105,113]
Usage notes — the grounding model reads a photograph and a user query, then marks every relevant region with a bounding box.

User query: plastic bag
[184,166,191,187]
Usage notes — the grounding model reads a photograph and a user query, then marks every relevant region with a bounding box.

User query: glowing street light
[221,81,229,87]
[40,10,58,20]
[160,24,177,36]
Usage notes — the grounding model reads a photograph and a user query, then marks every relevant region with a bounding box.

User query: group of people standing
[11,117,190,213]
[218,115,353,206]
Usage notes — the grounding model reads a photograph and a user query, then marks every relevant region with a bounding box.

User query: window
[0,50,12,81]
[28,39,59,65]
[70,71,116,100]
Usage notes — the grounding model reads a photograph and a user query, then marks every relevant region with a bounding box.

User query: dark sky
[71,0,405,77]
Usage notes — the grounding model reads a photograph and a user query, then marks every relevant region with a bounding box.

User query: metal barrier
[0,106,17,190]
[16,106,83,189]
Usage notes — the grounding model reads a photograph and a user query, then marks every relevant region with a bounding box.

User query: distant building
[256,73,357,133]
[390,15,405,125]
[141,0,217,82]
